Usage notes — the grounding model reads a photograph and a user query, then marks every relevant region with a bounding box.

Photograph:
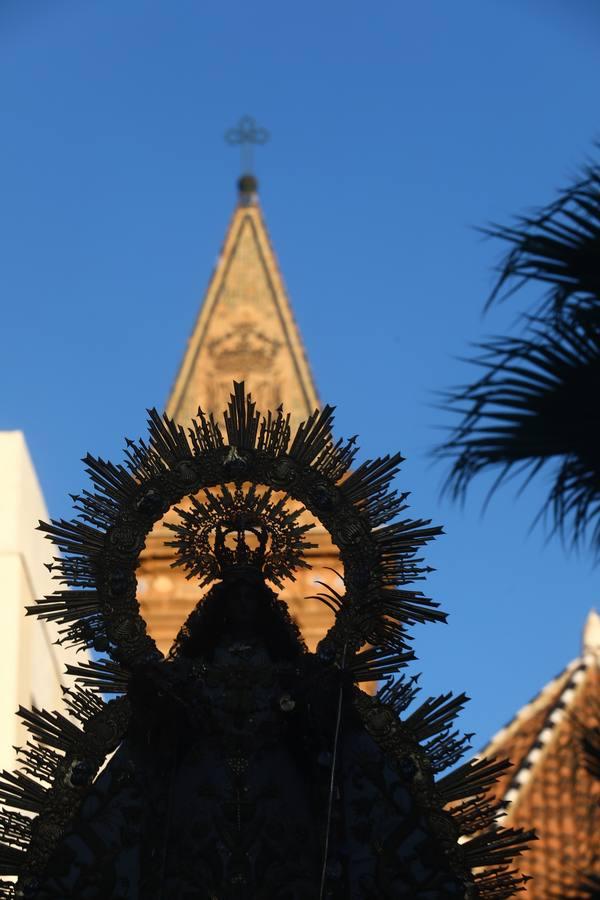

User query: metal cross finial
[225,115,269,174]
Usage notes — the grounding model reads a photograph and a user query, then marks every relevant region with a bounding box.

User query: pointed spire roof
[166,178,319,428]
[480,610,600,896]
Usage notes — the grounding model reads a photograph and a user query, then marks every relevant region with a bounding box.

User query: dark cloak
[35,579,464,899]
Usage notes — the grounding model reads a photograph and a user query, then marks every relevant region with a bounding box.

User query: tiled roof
[480,611,600,898]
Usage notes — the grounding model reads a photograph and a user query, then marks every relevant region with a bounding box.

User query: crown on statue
[213,515,269,582]
[166,483,317,588]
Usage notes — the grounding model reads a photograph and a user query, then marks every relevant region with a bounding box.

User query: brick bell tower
[137,169,340,655]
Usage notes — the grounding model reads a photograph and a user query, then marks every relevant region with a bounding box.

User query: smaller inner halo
[165,483,318,588]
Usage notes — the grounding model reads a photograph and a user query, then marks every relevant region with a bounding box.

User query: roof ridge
[481,658,578,759]
[496,656,590,821]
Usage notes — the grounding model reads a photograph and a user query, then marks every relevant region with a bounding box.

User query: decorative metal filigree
[166,483,317,588]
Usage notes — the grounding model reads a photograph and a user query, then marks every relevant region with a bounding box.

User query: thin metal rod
[319,644,347,900]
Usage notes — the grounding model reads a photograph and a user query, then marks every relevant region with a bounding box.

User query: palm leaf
[483,158,600,319]
[435,319,600,555]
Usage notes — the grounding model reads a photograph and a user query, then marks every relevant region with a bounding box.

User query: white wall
[0,432,72,772]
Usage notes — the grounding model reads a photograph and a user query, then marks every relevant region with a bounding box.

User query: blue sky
[1,0,599,747]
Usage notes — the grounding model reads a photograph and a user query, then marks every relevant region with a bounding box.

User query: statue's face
[222,580,262,632]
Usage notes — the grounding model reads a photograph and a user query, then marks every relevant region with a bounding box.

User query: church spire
[142,141,331,658]
[166,125,319,428]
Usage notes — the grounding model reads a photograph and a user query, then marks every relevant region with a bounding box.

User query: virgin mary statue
[0,385,532,899]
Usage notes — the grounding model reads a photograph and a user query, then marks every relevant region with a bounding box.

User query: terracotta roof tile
[479,618,600,898]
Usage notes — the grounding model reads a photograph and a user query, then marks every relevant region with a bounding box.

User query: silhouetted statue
[0,385,533,899]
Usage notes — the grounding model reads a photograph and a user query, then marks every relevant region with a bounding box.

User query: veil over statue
[0,383,533,898]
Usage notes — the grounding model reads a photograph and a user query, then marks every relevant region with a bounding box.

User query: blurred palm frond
[484,160,600,320]
[436,154,600,558]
